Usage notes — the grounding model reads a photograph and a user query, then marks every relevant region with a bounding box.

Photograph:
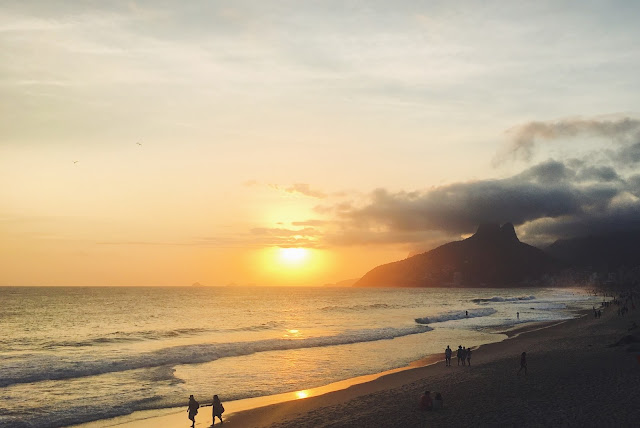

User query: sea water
[0,286,600,428]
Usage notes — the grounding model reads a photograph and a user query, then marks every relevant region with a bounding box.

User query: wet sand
[75,304,640,428]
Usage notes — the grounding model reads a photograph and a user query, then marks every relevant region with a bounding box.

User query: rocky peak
[499,222,519,242]
[470,222,520,244]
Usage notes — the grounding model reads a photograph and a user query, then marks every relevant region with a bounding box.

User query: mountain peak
[354,221,554,287]
[471,222,519,243]
[500,222,519,242]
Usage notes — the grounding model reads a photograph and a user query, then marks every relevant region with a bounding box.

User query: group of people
[188,394,225,427]
[444,345,472,366]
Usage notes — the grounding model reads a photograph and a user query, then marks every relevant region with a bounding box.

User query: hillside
[546,230,640,271]
[354,223,558,287]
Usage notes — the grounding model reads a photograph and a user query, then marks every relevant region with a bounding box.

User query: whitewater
[0,286,600,428]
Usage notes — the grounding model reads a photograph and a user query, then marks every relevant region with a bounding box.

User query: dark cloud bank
[317,116,640,248]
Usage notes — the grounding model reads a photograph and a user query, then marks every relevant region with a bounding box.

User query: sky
[2,0,640,286]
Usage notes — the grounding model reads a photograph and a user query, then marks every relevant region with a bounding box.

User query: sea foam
[471,295,536,303]
[0,325,432,387]
[415,308,498,325]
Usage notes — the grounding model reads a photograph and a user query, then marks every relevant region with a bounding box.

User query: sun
[278,247,309,266]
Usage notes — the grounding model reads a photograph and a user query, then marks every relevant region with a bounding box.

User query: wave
[0,325,432,388]
[319,302,421,312]
[471,295,536,303]
[415,308,497,325]
[0,394,167,428]
[39,322,284,349]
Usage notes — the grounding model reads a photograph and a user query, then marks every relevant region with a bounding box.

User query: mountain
[546,230,640,271]
[354,223,558,287]
[323,278,360,287]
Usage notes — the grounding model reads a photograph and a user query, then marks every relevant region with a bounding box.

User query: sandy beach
[76,299,640,428]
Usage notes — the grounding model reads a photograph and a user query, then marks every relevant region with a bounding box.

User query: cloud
[520,202,640,243]
[614,141,640,165]
[515,159,575,184]
[266,183,328,198]
[307,154,640,247]
[250,226,321,237]
[99,226,323,249]
[575,165,621,183]
[291,219,329,227]
[283,183,327,198]
[496,117,640,163]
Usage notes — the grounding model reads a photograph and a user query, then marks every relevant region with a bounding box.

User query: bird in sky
[73,160,79,164]
[136,142,142,146]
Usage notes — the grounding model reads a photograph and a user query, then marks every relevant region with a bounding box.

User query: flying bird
[73,160,79,164]
[136,142,142,146]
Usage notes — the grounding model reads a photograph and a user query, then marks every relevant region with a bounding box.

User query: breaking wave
[415,308,498,325]
[39,322,284,349]
[0,325,432,388]
[320,302,423,312]
[471,295,536,303]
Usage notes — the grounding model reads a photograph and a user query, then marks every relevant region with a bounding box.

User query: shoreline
[71,316,573,428]
[77,303,640,427]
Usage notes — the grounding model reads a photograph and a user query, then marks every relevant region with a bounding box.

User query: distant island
[323,278,359,287]
[354,223,640,288]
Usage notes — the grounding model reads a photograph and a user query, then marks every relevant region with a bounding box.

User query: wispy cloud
[495,117,640,164]
[268,183,327,198]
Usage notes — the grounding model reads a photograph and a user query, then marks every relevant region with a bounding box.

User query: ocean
[0,286,600,428]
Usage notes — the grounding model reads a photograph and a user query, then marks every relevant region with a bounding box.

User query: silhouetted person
[419,390,433,411]
[433,392,443,410]
[517,312,519,320]
[465,310,468,317]
[445,345,452,366]
[461,347,467,365]
[457,345,462,365]
[212,394,224,424]
[518,352,527,376]
[187,395,199,427]
[466,347,472,366]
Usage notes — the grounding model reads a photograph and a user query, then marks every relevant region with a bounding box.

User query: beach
[85,300,640,428]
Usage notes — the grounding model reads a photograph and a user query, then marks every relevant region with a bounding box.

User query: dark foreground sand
[79,303,640,428]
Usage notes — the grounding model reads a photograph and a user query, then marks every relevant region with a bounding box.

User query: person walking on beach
[212,394,224,425]
[461,347,467,366]
[517,311,519,320]
[445,345,452,366]
[457,345,462,365]
[466,347,472,366]
[187,395,199,427]
[517,352,527,376]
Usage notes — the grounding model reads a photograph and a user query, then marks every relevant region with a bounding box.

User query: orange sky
[2,1,640,285]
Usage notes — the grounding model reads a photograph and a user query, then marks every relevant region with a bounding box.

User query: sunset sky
[2,1,640,286]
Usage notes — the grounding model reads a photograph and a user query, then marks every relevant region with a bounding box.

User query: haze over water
[0,286,599,428]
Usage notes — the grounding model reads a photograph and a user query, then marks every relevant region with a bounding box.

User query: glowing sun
[278,247,309,266]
